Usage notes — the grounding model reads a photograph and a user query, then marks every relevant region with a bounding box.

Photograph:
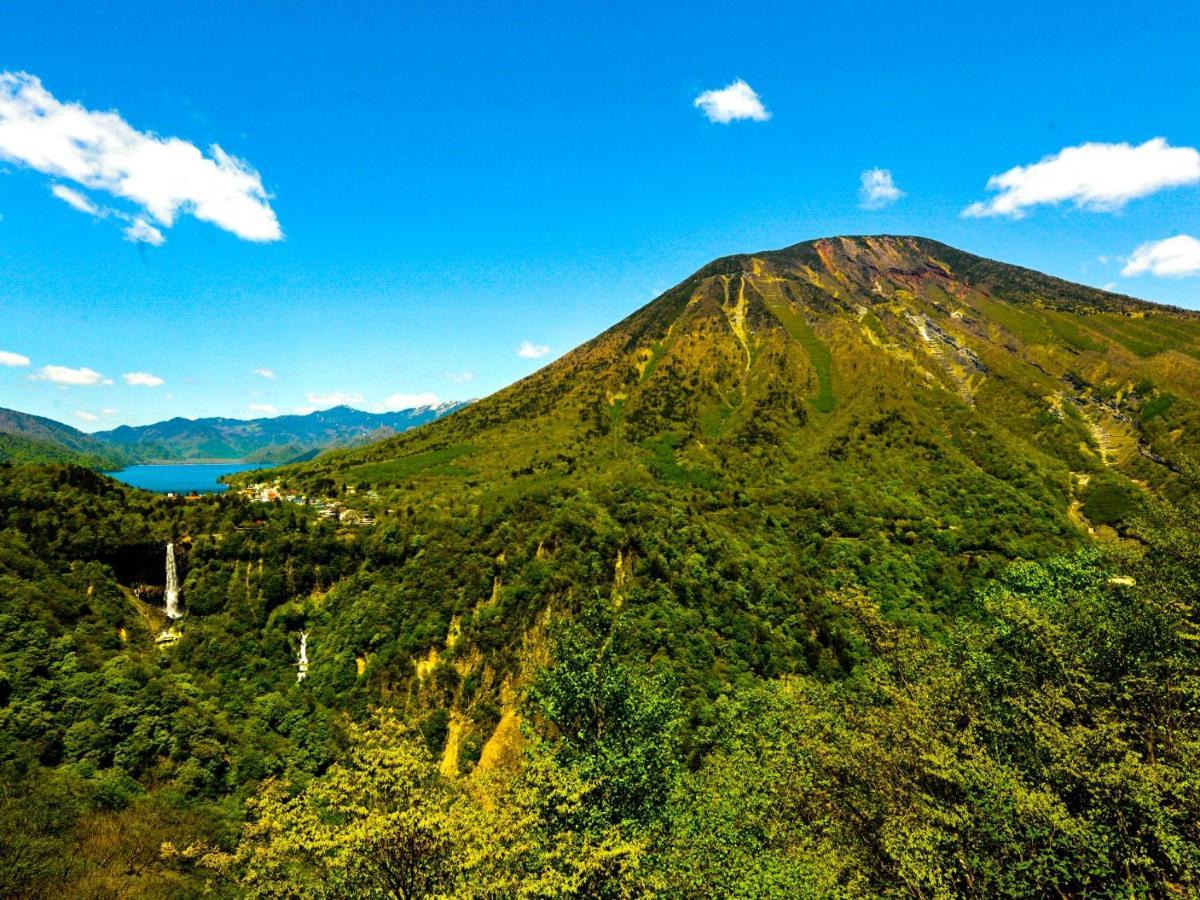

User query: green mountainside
[285,235,1200,623]
[0,407,129,468]
[307,235,1199,489]
[2,237,1199,895]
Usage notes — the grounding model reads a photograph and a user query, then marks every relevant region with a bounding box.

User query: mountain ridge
[0,407,129,468]
[0,401,471,466]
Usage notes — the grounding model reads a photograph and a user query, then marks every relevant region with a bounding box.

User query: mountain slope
[0,407,129,468]
[93,402,470,463]
[291,235,1199,508]
[268,237,1200,632]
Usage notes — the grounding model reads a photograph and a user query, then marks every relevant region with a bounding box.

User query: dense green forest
[0,458,1197,897]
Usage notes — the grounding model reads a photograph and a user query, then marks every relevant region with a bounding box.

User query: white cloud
[859,168,904,209]
[51,180,164,245]
[100,408,118,416]
[293,406,316,415]
[445,370,475,384]
[123,371,164,386]
[0,71,282,243]
[123,217,165,245]
[693,79,770,124]
[252,367,276,380]
[378,392,440,411]
[0,350,30,366]
[518,340,550,359]
[51,183,100,216]
[74,410,98,422]
[32,364,110,385]
[306,391,364,407]
[248,402,278,415]
[964,138,1200,218]
[1122,234,1200,277]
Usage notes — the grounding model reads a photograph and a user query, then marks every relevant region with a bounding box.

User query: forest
[0,458,1197,897]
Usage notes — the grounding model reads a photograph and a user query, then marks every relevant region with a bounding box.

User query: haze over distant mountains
[0,402,470,468]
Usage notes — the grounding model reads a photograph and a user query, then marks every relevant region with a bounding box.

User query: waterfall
[165,542,181,619]
[297,630,310,682]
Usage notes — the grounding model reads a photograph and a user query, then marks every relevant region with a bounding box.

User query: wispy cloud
[51,183,100,215]
[123,217,164,246]
[445,371,475,384]
[694,79,770,124]
[518,340,550,359]
[248,402,278,415]
[123,371,164,387]
[74,410,98,422]
[306,391,364,407]
[32,364,110,386]
[859,168,904,209]
[0,71,282,244]
[0,350,30,367]
[48,182,165,244]
[964,138,1200,218]
[378,392,440,411]
[252,367,276,380]
[1122,234,1200,277]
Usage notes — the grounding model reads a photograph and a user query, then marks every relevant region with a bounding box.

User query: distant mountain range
[0,402,470,468]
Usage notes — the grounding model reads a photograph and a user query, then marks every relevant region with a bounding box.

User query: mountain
[5,236,1200,895]
[0,407,129,468]
[283,235,1200,620]
[91,401,470,463]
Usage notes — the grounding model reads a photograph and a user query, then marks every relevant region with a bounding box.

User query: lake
[107,462,274,494]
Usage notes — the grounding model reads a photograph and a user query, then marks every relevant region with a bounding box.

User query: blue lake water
[107,462,274,494]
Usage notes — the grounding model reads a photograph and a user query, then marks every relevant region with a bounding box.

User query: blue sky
[1,0,1198,430]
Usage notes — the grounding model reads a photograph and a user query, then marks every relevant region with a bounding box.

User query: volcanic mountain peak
[286,236,1200,522]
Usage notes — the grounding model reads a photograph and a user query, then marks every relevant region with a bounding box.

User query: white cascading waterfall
[165,542,181,619]
[297,630,310,682]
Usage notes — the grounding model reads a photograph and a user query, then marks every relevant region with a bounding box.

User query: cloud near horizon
[248,402,278,415]
[32,364,111,386]
[0,350,30,366]
[1122,235,1200,277]
[859,168,904,209]
[518,340,550,359]
[123,371,164,386]
[693,79,770,124]
[0,71,282,244]
[964,138,1200,218]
